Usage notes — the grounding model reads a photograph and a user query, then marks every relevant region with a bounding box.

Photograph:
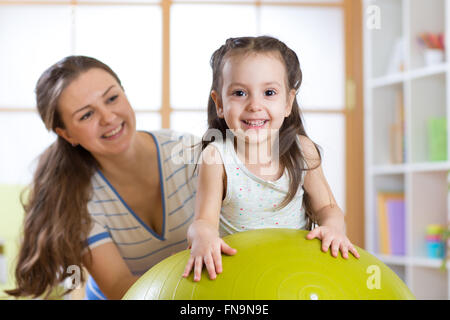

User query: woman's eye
[265,89,276,96]
[80,111,93,121]
[107,95,118,103]
[233,90,246,97]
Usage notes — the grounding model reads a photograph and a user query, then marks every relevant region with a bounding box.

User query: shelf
[370,72,405,88]
[369,63,448,88]
[409,63,448,81]
[370,164,407,175]
[375,253,408,266]
[370,162,450,175]
[410,256,448,270]
[375,254,449,270]
[408,161,450,172]
[364,0,449,299]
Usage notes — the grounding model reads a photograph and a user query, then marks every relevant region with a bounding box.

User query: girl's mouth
[241,119,268,129]
[102,122,124,139]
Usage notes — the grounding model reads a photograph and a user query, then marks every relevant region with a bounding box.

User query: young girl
[183,36,360,282]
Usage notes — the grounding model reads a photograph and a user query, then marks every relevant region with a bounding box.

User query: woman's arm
[182,144,236,281]
[82,242,139,300]
[299,135,359,259]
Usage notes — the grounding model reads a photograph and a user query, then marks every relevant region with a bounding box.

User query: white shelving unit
[363,0,449,299]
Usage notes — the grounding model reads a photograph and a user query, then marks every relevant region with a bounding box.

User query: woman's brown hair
[203,36,321,230]
[5,56,122,298]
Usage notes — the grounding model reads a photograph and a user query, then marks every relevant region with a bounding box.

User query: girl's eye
[107,95,118,103]
[80,111,93,121]
[233,90,246,97]
[265,89,276,96]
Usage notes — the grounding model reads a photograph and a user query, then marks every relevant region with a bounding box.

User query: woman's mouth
[102,122,124,139]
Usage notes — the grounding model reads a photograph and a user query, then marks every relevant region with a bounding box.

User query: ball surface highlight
[123,229,414,300]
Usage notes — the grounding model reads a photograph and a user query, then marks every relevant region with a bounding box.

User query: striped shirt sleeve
[86,218,113,249]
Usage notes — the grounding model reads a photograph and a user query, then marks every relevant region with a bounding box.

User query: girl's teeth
[103,123,123,138]
[244,120,266,126]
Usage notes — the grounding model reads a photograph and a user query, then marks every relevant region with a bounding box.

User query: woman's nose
[98,105,116,125]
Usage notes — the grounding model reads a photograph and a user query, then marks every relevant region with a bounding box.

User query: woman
[5,56,199,299]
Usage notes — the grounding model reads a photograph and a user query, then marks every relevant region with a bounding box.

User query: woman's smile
[102,121,125,140]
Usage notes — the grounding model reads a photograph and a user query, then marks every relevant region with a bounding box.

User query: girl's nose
[246,95,263,112]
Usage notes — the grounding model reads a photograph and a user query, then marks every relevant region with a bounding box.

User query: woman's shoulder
[149,129,201,144]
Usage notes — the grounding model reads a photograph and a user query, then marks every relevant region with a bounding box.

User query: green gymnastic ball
[123,229,414,300]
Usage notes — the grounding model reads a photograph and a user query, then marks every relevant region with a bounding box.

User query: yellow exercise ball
[123,229,414,300]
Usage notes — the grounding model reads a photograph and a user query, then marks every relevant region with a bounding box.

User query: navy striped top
[84,130,200,299]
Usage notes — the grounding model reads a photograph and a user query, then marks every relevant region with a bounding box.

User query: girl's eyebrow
[71,85,116,117]
[228,82,247,88]
[228,81,282,88]
[262,81,282,87]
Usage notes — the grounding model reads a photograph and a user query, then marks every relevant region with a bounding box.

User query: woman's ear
[285,89,296,117]
[211,90,224,118]
[55,127,78,146]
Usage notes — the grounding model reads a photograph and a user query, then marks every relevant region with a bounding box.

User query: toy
[426,224,445,259]
[123,229,415,300]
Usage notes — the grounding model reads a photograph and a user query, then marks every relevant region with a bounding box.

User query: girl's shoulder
[200,142,225,166]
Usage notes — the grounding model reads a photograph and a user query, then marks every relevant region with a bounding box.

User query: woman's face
[56,68,136,159]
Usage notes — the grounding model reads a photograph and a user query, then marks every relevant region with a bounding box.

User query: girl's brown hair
[204,36,321,230]
[5,56,122,298]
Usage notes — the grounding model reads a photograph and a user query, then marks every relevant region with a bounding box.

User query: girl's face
[56,68,136,159]
[212,52,296,144]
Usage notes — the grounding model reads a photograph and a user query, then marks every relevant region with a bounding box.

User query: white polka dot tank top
[210,138,307,236]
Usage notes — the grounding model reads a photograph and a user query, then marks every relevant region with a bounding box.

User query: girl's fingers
[220,239,237,256]
[193,256,204,282]
[212,248,223,274]
[306,227,321,240]
[331,239,340,258]
[340,243,349,259]
[321,236,333,253]
[203,254,217,280]
[182,256,195,277]
[349,245,360,259]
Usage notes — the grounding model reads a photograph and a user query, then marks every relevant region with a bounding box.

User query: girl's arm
[82,242,139,299]
[299,135,360,259]
[182,144,237,281]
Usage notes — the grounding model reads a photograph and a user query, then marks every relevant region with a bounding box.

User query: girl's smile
[211,52,296,145]
[241,119,269,130]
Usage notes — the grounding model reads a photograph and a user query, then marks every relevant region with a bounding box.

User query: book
[386,199,406,255]
[377,192,405,255]
[427,117,447,161]
[390,90,405,164]
[377,192,391,254]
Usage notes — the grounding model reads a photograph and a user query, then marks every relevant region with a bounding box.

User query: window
[0,1,363,241]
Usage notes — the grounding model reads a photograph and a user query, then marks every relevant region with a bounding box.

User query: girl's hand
[306,226,360,259]
[182,220,237,281]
